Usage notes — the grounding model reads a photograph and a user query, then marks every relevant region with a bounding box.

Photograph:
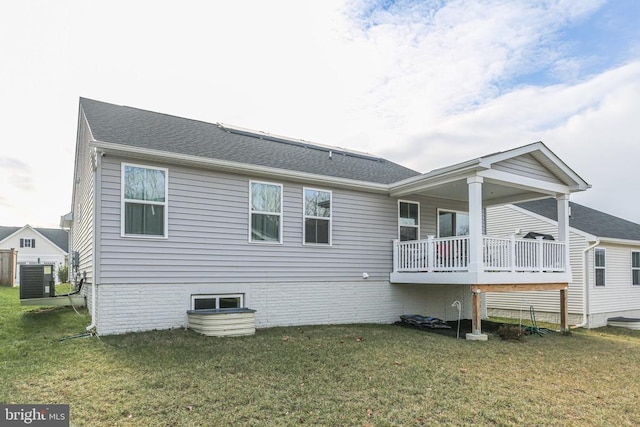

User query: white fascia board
[532,144,591,190]
[478,141,545,165]
[596,237,640,246]
[89,140,390,194]
[389,164,486,198]
[508,204,597,241]
[70,109,94,213]
[480,142,590,190]
[478,169,572,195]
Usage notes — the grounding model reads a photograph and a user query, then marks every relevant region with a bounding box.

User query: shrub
[497,324,524,341]
[57,265,69,283]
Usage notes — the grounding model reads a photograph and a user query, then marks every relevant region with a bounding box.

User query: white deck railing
[393,235,566,273]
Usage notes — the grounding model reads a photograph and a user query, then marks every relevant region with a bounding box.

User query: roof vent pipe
[329,150,332,160]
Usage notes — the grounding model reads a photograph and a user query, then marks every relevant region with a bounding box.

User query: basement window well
[191,294,244,310]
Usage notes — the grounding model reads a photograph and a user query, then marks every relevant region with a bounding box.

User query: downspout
[573,239,600,329]
[86,148,102,332]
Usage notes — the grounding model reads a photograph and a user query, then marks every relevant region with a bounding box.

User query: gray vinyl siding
[485,204,585,314]
[493,153,563,184]
[587,243,640,314]
[98,156,407,284]
[70,112,95,287]
[98,157,479,286]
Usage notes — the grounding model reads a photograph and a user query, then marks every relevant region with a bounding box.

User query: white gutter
[86,148,102,332]
[573,239,600,329]
[88,140,390,194]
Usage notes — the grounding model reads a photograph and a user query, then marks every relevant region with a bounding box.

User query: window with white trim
[191,294,244,310]
[398,201,419,241]
[20,238,36,248]
[438,210,469,237]
[595,248,606,287]
[632,251,640,286]
[304,188,331,245]
[250,181,282,243]
[122,163,168,237]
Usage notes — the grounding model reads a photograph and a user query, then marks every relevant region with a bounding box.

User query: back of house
[67,98,590,335]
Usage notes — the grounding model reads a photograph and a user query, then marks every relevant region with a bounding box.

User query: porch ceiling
[402,177,551,207]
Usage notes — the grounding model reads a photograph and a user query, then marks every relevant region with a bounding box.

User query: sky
[1,0,640,228]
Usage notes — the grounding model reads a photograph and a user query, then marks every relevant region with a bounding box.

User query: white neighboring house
[0,225,69,284]
[486,199,640,328]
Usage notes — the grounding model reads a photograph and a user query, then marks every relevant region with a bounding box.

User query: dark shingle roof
[516,199,640,241]
[0,226,20,242]
[36,228,69,252]
[0,226,68,252]
[79,98,420,185]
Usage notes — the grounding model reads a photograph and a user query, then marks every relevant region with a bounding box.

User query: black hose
[55,278,84,297]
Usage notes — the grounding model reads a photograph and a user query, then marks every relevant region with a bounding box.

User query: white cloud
[0,0,638,226]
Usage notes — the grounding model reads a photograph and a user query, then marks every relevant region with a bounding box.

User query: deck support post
[466,287,488,340]
[560,287,569,332]
[471,288,482,334]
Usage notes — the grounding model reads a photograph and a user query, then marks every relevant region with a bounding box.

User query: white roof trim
[389,142,590,198]
[479,142,590,190]
[597,237,640,246]
[90,140,391,194]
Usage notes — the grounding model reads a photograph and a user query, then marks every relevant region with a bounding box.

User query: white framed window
[303,188,331,245]
[249,181,283,243]
[632,251,640,286]
[20,238,35,248]
[398,201,419,241]
[438,209,469,237]
[121,163,168,238]
[191,294,244,310]
[595,248,606,287]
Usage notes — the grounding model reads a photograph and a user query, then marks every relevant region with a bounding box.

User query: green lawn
[1,286,639,426]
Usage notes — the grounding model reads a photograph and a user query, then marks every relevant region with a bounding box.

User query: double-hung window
[122,163,168,237]
[398,201,419,241]
[595,248,606,287]
[632,252,640,286]
[250,181,282,243]
[438,210,469,237]
[304,188,331,245]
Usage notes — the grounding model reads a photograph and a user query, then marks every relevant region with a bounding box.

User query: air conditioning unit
[19,264,55,299]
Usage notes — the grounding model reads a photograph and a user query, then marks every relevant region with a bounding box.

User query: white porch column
[556,194,571,273]
[467,176,484,273]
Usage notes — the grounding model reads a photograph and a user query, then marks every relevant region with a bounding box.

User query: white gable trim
[478,142,590,190]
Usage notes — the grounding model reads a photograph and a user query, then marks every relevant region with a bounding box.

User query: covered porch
[387,142,590,338]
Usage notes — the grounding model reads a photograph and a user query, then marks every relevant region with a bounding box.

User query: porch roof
[389,142,590,205]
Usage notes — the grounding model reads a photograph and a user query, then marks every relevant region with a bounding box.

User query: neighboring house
[65,98,590,336]
[486,200,640,328]
[0,225,69,284]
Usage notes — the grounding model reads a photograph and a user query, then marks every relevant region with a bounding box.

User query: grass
[2,286,640,426]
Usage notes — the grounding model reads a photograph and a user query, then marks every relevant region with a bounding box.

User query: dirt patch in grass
[395,318,506,338]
